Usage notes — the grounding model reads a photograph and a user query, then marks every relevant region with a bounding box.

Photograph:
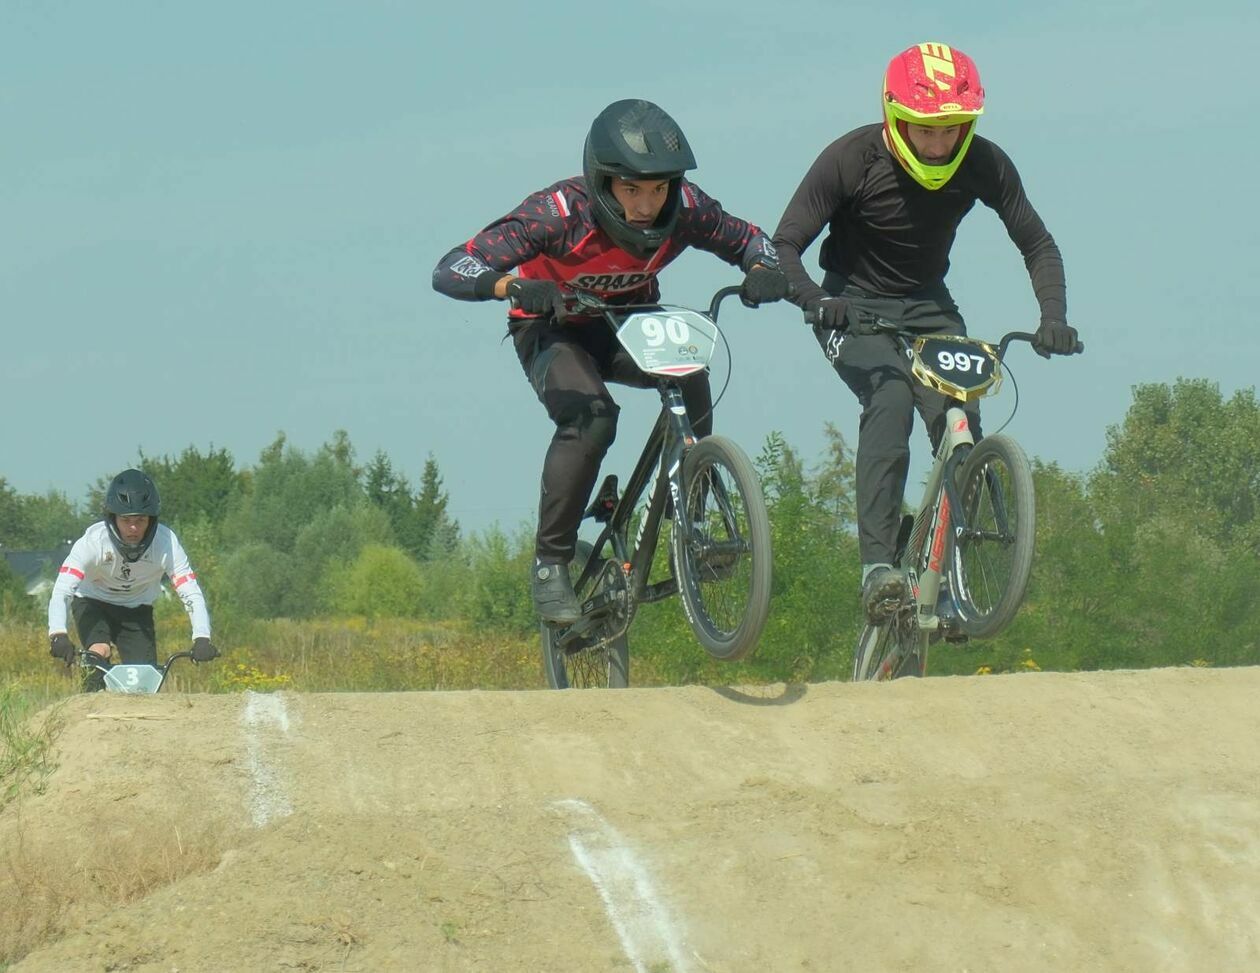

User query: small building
[2,546,71,596]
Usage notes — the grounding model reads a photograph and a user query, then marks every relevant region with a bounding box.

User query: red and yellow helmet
[883,42,985,190]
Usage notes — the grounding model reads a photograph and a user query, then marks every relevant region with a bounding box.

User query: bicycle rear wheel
[853,607,926,681]
[672,436,772,661]
[949,434,1035,640]
[540,541,630,689]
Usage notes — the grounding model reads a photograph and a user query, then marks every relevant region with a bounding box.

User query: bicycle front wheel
[949,434,1036,640]
[672,436,772,661]
[853,608,926,681]
[540,541,630,689]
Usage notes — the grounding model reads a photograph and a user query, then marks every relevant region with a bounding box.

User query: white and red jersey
[47,521,211,638]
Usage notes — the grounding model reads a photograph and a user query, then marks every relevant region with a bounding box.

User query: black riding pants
[512,319,713,562]
[71,597,158,665]
[815,279,982,566]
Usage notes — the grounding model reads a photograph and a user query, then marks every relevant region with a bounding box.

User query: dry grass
[0,808,226,966]
[0,614,551,699]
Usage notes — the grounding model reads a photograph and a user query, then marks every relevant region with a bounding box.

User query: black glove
[1033,318,1079,358]
[506,278,565,317]
[49,633,76,664]
[804,295,849,330]
[739,265,789,307]
[191,637,219,663]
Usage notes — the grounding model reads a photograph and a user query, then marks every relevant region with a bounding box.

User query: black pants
[815,280,982,566]
[513,319,713,562]
[72,597,158,665]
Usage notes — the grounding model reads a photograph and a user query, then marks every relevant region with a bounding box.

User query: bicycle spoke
[949,436,1036,639]
[959,459,1016,611]
[565,643,615,688]
[540,542,629,688]
[673,437,772,661]
[685,464,753,633]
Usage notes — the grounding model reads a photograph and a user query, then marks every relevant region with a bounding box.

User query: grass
[0,604,701,703]
[0,681,64,813]
[0,809,226,966]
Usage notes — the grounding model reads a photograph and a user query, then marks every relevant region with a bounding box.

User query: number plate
[909,335,1000,401]
[103,664,165,693]
[616,308,717,377]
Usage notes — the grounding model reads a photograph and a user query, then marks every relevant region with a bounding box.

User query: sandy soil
[5,666,1259,972]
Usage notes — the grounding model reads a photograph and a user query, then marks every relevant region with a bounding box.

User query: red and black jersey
[432,176,775,318]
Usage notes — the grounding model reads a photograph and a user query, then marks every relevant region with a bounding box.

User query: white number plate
[615,308,717,377]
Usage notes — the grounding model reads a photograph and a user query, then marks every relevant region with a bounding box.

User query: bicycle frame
[554,285,745,647]
[577,383,694,605]
[901,404,976,634]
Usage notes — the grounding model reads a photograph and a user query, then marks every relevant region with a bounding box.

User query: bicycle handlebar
[565,284,747,324]
[996,331,1085,358]
[802,309,1084,358]
[75,647,197,674]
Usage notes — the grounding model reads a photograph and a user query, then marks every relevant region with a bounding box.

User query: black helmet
[104,469,160,561]
[582,99,697,256]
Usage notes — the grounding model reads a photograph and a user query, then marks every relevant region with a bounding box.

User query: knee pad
[553,395,620,457]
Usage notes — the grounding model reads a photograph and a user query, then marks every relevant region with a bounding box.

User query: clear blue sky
[3,1,1254,535]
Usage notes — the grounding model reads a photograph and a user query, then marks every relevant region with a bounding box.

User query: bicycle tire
[540,541,630,689]
[853,608,925,681]
[949,434,1036,640]
[672,436,772,661]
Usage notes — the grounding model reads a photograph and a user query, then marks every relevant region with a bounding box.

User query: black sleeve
[771,137,852,308]
[431,188,564,301]
[978,142,1067,322]
[673,181,778,271]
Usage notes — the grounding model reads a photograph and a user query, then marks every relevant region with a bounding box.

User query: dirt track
[6,666,1260,972]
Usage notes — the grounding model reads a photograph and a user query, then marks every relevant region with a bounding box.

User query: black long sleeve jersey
[432,177,775,319]
[772,124,1066,321]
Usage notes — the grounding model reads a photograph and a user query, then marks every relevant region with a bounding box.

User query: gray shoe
[532,561,581,624]
[861,566,907,623]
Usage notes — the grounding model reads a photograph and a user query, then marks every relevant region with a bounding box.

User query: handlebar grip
[1073,340,1085,355]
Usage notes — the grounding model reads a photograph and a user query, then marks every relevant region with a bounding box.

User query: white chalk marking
[552,798,691,973]
[241,691,294,827]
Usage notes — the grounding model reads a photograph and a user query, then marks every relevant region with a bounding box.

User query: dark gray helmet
[582,99,697,256]
[104,468,160,561]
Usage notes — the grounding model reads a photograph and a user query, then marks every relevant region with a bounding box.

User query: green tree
[216,542,291,619]
[459,525,535,632]
[138,444,245,530]
[364,451,409,521]
[222,432,365,553]
[328,545,427,620]
[298,505,396,615]
[364,452,461,562]
[0,556,39,622]
[411,456,459,560]
[0,479,85,550]
[1091,379,1260,548]
[811,422,858,531]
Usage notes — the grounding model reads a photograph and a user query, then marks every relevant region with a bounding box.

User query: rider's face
[115,514,150,543]
[609,177,671,228]
[905,124,962,164]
